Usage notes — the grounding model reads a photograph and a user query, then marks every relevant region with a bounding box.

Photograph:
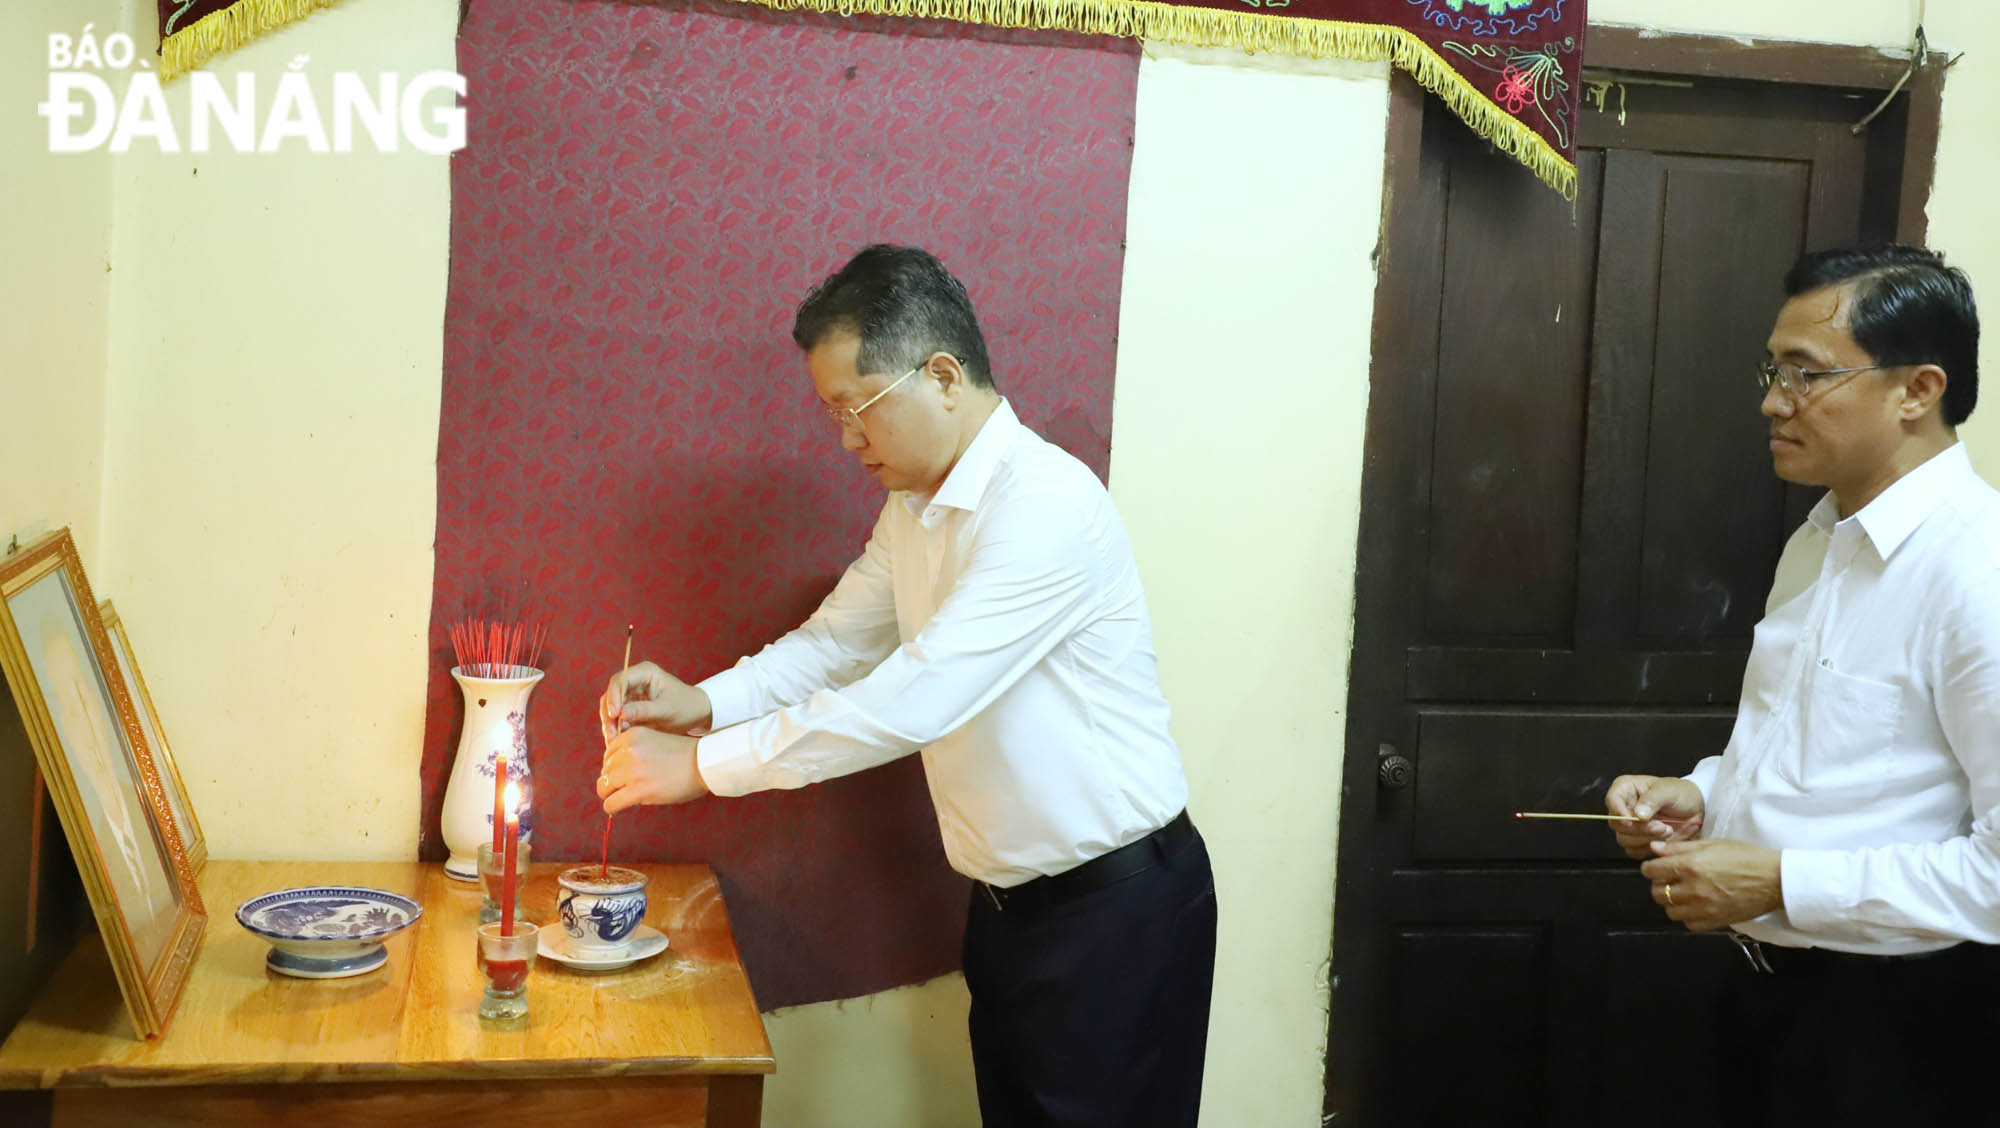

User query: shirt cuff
[1778,848,1850,933]
[695,724,766,798]
[697,667,756,731]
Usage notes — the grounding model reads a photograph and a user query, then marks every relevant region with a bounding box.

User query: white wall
[1109,46,1383,1128]
[1592,0,1915,46]
[2,0,121,574]
[93,0,449,859]
[1904,0,2000,482]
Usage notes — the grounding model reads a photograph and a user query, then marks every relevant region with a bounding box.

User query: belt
[1729,932,1945,975]
[979,811,1196,915]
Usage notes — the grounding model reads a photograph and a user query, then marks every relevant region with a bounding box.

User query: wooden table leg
[0,1089,52,1128]
[707,1074,763,1128]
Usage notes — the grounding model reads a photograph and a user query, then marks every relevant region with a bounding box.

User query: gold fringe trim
[723,0,1578,197]
[160,0,341,84]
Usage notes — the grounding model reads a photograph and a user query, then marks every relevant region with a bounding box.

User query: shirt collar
[1815,442,1974,559]
[902,398,1021,519]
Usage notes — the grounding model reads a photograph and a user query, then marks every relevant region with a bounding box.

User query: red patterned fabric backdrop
[426,0,1137,1009]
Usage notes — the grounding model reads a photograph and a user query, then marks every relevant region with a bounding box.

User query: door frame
[1323,27,1947,1124]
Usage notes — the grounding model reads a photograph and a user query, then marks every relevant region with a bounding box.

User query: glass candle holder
[475,920,537,1021]
[476,839,533,924]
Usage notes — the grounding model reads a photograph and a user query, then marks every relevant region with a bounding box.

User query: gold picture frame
[99,600,206,872]
[0,530,204,1039]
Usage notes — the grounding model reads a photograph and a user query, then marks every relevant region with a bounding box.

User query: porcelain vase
[441,664,541,881]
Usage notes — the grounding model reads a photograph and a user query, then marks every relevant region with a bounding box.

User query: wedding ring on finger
[1665,883,1674,905]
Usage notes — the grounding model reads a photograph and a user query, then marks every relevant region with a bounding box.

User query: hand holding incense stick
[1514,811,1700,826]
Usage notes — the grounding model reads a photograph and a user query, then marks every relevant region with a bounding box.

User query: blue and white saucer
[536,922,668,971]
[237,886,423,979]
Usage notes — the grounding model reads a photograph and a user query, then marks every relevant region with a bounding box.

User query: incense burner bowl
[556,865,648,958]
[237,886,423,978]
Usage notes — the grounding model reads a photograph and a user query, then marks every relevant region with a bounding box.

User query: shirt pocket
[1794,661,1904,799]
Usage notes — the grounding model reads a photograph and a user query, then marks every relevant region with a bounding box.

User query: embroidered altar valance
[159,0,1581,194]
[158,0,338,82]
[724,0,1584,195]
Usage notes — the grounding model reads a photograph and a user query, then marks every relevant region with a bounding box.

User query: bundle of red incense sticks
[449,616,548,677]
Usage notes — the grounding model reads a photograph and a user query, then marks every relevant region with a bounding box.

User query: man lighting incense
[596,245,1214,1127]
[1605,245,1999,1126]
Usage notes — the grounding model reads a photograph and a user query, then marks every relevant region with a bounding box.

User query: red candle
[481,955,529,993]
[499,780,520,938]
[492,752,508,854]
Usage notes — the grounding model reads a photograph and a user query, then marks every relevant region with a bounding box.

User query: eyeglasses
[1756,359,1893,400]
[824,355,952,433]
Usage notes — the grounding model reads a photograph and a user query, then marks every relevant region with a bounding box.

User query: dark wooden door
[1326,71,1915,1126]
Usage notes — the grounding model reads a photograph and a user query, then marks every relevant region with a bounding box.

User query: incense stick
[602,623,633,879]
[1514,811,1700,826]
[619,624,633,702]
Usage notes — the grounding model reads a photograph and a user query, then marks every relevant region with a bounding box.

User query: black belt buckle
[1731,933,1776,974]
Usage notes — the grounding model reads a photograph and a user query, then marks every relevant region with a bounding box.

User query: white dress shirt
[1688,442,2000,954]
[694,400,1189,887]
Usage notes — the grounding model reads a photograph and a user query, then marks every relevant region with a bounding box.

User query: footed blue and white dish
[236,886,423,979]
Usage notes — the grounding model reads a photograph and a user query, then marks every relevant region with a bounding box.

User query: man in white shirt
[1605,245,1997,1127]
[595,245,1216,1126]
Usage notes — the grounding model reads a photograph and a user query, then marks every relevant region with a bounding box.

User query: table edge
[0,1052,777,1090]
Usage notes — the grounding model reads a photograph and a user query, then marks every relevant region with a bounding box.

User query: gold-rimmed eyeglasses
[1756,359,1893,400]
[824,354,953,433]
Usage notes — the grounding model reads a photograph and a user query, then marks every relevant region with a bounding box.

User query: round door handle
[1378,754,1415,790]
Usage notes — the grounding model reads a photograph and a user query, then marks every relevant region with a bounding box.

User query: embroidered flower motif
[1412,0,1566,37]
[1495,66,1535,112]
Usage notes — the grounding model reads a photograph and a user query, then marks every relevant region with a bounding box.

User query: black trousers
[1716,939,2000,1128]
[961,823,1217,1128]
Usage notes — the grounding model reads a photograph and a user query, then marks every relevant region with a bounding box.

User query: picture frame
[0,529,204,1039]
[99,600,206,872]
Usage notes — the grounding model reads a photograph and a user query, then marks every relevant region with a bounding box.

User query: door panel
[1387,927,1551,1127]
[1425,148,1602,642]
[1597,930,1749,1123]
[1410,710,1736,864]
[1636,155,1812,642]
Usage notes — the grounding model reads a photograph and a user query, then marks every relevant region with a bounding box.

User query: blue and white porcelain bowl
[237,886,423,978]
[557,865,649,958]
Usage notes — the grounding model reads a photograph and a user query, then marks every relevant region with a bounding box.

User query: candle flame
[503,779,521,821]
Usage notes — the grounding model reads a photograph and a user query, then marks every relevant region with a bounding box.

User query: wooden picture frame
[0,530,204,1039]
[99,600,206,872]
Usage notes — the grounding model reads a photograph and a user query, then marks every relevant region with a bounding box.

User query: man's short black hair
[792,244,996,391]
[1784,243,1980,425]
